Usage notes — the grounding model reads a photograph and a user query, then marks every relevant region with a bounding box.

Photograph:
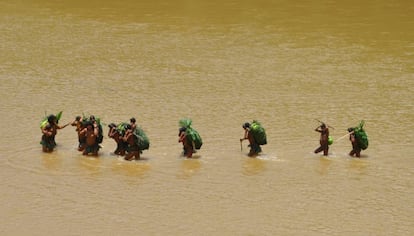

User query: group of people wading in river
[41,113,368,160]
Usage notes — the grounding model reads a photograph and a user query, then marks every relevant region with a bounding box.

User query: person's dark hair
[75,116,81,121]
[130,117,136,123]
[242,122,250,129]
[90,115,95,121]
[178,127,187,136]
[126,124,132,130]
[47,114,57,124]
[108,123,116,128]
[83,121,92,127]
[321,123,326,128]
[348,127,354,132]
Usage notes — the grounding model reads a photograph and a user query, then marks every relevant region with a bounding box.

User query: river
[0,0,413,235]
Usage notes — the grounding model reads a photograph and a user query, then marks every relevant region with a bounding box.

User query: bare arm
[93,125,99,136]
[240,129,249,141]
[108,127,115,137]
[179,132,186,143]
[123,132,132,142]
[42,128,52,136]
[79,127,87,136]
[57,122,71,129]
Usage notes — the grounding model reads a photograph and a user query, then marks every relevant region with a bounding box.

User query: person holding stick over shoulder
[314,122,329,156]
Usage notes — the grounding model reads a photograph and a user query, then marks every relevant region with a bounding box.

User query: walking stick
[335,131,354,142]
[315,119,335,130]
[240,139,243,151]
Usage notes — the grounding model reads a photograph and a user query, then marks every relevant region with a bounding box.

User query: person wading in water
[314,123,329,156]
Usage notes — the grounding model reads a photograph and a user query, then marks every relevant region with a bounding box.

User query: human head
[108,123,116,129]
[242,122,250,129]
[126,124,132,130]
[85,121,93,130]
[89,115,95,121]
[75,116,81,121]
[130,117,136,123]
[47,114,57,124]
[320,123,326,128]
[347,127,354,133]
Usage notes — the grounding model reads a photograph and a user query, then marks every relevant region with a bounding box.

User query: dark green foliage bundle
[179,118,203,150]
[354,121,368,150]
[133,127,150,150]
[40,111,63,128]
[116,122,150,150]
[116,122,129,136]
[250,120,267,145]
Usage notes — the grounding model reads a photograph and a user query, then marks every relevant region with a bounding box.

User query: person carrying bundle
[122,121,150,161]
[123,124,140,160]
[178,119,202,158]
[79,121,100,156]
[240,120,267,157]
[40,112,70,152]
[108,123,127,156]
[348,121,369,158]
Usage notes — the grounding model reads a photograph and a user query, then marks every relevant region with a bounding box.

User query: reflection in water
[111,159,151,178]
[77,156,103,176]
[347,158,368,176]
[41,153,62,172]
[317,157,333,176]
[177,158,201,179]
[242,157,265,176]
[1,0,413,235]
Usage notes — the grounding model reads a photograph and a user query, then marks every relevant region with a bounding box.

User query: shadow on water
[41,152,62,172]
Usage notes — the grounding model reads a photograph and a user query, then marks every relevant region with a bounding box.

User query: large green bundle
[40,111,63,129]
[40,119,48,129]
[186,128,203,150]
[133,127,150,150]
[250,120,267,145]
[354,121,368,150]
[179,118,203,150]
[116,122,129,135]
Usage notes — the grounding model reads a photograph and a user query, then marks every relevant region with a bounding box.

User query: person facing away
[240,122,262,157]
[79,121,100,156]
[40,114,70,152]
[123,124,140,161]
[108,123,126,156]
[347,127,361,157]
[314,123,329,156]
[178,127,194,158]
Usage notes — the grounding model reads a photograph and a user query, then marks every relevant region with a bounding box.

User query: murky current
[0,0,413,235]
